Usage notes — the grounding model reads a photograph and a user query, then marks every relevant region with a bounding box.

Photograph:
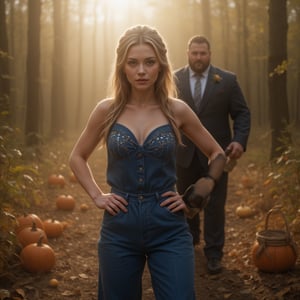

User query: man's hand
[182,177,215,210]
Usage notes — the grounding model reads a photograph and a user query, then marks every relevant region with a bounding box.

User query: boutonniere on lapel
[213,74,222,83]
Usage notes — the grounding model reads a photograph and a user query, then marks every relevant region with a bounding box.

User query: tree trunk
[51,0,65,137]
[241,0,250,101]
[192,0,201,34]
[202,0,211,40]
[92,0,97,101]
[0,0,10,125]
[268,0,291,159]
[220,0,229,69]
[25,0,41,146]
[75,0,84,130]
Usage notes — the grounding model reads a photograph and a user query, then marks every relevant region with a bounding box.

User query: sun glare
[107,0,130,11]
[84,0,153,24]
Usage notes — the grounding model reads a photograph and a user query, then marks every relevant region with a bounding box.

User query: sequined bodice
[106,123,177,193]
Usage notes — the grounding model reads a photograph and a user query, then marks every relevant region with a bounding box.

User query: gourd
[80,203,89,212]
[49,278,59,287]
[17,222,48,247]
[43,219,63,238]
[16,213,45,233]
[48,174,65,188]
[56,194,76,211]
[235,205,254,218]
[241,175,254,189]
[20,237,55,272]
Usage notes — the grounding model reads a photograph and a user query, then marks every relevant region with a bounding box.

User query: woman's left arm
[173,98,225,162]
[172,99,226,210]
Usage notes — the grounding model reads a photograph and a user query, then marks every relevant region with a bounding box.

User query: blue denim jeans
[98,189,195,300]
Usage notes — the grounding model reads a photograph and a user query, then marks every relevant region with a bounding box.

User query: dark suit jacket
[174,65,251,169]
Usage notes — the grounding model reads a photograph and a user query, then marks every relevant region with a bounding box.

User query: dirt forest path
[1,139,300,300]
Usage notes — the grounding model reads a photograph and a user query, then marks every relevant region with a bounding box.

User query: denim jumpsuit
[98,123,195,300]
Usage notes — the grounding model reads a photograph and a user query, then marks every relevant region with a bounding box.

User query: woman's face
[123,43,161,91]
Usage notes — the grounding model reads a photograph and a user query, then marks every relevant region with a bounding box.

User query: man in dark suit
[174,36,250,274]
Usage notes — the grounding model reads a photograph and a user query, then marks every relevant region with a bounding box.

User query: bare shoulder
[170,97,192,116]
[88,98,113,118]
[169,97,198,128]
[94,98,113,112]
[85,98,114,127]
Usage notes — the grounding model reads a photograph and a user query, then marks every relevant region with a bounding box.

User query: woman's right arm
[69,100,128,215]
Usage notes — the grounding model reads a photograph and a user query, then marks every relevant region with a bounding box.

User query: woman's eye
[146,60,155,66]
[127,60,137,66]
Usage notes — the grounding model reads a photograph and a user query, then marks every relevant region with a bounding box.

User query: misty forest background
[2,0,300,292]
[0,0,300,158]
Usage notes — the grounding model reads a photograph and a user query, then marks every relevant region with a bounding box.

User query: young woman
[69,25,225,300]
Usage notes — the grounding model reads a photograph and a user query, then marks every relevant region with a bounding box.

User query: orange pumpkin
[56,195,76,211]
[48,174,65,188]
[241,175,254,189]
[252,240,298,272]
[43,219,63,238]
[16,213,45,233]
[48,278,59,287]
[17,222,48,247]
[235,205,254,218]
[80,203,89,212]
[20,237,55,272]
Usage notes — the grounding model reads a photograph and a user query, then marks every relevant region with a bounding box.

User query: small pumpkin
[56,194,76,211]
[235,205,254,218]
[20,236,55,272]
[241,175,254,189]
[48,174,65,188]
[49,278,59,287]
[17,222,48,247]
[16,213,45,233]
[43,219,63,238]
[80,203,89,212]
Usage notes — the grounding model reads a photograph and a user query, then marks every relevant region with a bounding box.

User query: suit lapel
[181,67,197,110]
[198,66,216,113]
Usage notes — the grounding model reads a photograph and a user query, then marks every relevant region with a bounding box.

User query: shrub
[265,145,300,217]
[0,125,44,273]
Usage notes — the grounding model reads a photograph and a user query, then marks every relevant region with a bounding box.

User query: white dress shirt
[189,66,210,99]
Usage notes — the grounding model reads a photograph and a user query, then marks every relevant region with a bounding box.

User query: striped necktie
[194,74,202,111]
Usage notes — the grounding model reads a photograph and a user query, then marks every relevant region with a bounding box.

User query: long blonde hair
[99,25,181,144]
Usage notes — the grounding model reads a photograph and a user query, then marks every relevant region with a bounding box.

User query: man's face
[187,42,211,74]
